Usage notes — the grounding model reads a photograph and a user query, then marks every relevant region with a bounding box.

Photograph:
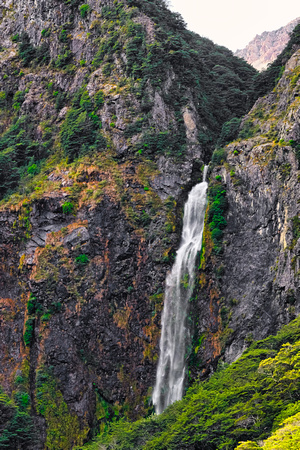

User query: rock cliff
[0,0,299,448]
[235,17,300,71]
[190,48,300,380]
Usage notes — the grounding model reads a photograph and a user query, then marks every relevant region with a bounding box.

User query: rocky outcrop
[235,17,300,71]
[192,49,300,375]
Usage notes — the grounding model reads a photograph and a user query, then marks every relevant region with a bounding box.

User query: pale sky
[169,0,300,51]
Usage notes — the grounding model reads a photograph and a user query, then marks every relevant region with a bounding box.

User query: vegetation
[0,385,36,449]
[79,4,90,18]
[18,32,50,66]
[62,201,75,214]
[89,0,257,157]
[80,317,300,449]
[207,178,228,253]
[60,88,106,161]
[217,117,241,147]
[0,114,54,199]
[75,254,90,265]
[35,367,88,449]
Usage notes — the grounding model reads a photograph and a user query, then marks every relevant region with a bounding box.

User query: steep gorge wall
[0,1,299,448]
[190,50,300,379]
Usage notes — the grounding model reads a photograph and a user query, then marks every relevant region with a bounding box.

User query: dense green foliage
[90,0,257,153]
[75,253,90,265]
[79,4,90,18]
[80,317,300,449]
[23,293,62,347]
[4,0,295,202]
[206,177,228,253]
[18,32,50,66]
[0,386,36,449]
[0,115,51,198]
[60,88,106,161]
[217,117,242,147]
[35,367,87,449]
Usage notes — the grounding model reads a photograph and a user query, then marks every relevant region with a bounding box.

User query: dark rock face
[0,162,195,443]
[221,143,299,361]
[193,51,300,371]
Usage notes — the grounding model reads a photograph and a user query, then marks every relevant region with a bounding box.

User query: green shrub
[18,32,50,66]
[11,34,20,42]
[59,28,69,43]
[23,318,35,346]
[239,119,260,140]
[207,181,228,251]
[79,4,90,18]
[211,148,227,165]
[94,90,104,108]
[0,91,6,108]
[217,117,241,147]
[60,88,106,160]
[61,109,94,159]
[102,63,112,76]
[13,91,25,110]
[0,388,36,448]
[79,90,93,112]
[27,164,39,175]
[75,254,90,265]
[54,49,73,68]
[0,115,47,199]
[41,313,51,322]
[62,202,74,214]
[27,294,43,316]
[41,28,51,37]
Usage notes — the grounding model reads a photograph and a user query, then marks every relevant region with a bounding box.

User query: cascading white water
[152,166,208,415]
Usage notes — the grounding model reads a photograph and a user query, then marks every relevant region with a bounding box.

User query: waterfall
[152,166,208,414]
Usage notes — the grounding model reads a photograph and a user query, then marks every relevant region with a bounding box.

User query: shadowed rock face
[192,51,300,375]
[235,17,300,71]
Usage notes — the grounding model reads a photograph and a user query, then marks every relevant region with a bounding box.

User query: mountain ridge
[235,17,300,70]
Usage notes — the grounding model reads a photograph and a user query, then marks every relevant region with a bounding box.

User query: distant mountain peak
[235,17,300,71]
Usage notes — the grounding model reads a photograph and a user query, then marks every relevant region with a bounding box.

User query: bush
[0,91,6,108]
[60,89,106,160]
[23,318,35,346]
[75,254,90,265]
[0,115,47,199]
[62,202,74,214]
[79,4,90,18]
[211,148,227,165]
[12,91,25,110]
[60,109,94,159]
[207,181,228,251]
[18,32,50,66]
[94,90,105,108]
[54,49,73,68]
[217,117,241,147]
[27,164,39,175]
